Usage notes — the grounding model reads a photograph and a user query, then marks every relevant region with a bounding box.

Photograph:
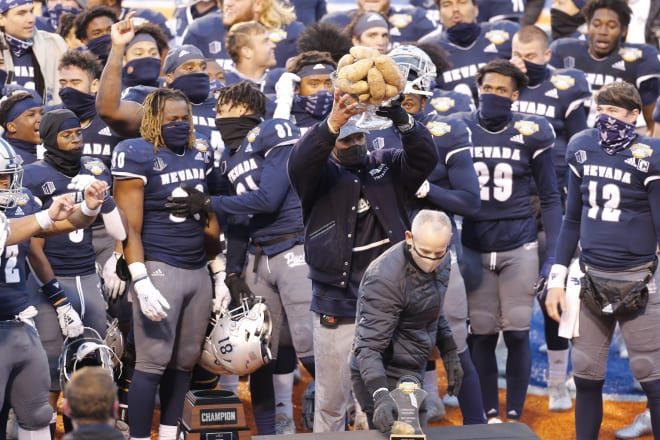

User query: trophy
[389,376,427,440]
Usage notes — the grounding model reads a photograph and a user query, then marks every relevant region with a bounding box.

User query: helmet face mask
[105,317,124,370]
[0,139,23,209]
[387,45,437,97]
[59,327,117,390]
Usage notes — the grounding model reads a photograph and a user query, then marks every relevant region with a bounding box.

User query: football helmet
[387,45,437,96]
[199,297,272,376]
[105,317,124,370]
[59,327,116,390]
[0,139,23,209]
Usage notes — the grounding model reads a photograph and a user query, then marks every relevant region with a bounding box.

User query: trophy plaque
[389,377,427,440]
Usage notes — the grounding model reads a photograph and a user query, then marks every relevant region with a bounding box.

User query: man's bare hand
[111,11,136,47]
[327,88,366,132]
[47,195,76,221]
[83,180,109,210]
[545,287,566,323]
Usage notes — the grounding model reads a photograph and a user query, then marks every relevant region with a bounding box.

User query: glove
[102,252,127,302]
[441,349,464,396]
[0,211,10,253]
[212,272,231,313]
[67,174,97,192]
[372,388,397,433]
[415,180,430,198]
[164,183,212,217]
[274,72,300,105]
[375,94,413,131]
[535,257,555,312]
[134,276,170,321]
[225,272,254,307]
[56,304,84,337]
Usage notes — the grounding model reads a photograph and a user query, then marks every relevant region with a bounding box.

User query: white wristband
[208,254,226,274]
[81,200,102,217]
[372,387,389,400]
[128,262,148,282]
[35,210,55,230]
[547,264,569,289]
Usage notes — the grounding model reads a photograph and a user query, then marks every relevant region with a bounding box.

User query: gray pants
[131,262,211,374]
[0,320,52,430]
[26,272,107,391]
[445,249,469,353]
[244,244,313,359]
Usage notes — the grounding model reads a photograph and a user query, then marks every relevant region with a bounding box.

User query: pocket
[305,221,343,271]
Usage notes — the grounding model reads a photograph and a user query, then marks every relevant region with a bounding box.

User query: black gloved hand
[375,94,413,130]
[441,349,464,396]
[372,388,398,433]
[164,183,212,217]
[225,272,254,307]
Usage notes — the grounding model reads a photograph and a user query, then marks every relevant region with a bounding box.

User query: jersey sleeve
[110,139,152,183]
[555,69,592,118]
[80,156,112,186]
[250,119,301,156]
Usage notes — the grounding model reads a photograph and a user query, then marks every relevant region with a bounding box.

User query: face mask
[86,34,112,65]
[446,22,481,47]
[478,93,513,131]
[523,60,548,87]
[550,8,585,40]
[122,57,161,88]
[45,3,80,31]
[292,90,333,119]
[44,146,82,177]
[215,115,261,150]
[5,34,33,58]
[161,121,190,154]
[170,73,210,104]
[59,87,96,121]
[333,143,367,167]
[595,113,637,155]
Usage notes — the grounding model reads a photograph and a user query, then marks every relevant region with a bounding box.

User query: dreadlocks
[140,88,194,152]
[216,82,266,116]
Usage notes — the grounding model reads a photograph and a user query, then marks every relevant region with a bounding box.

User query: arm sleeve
[532,148,563,260]
[639,78,660,107]
[564,103,589,139]
[521,0,545,25]
[224,215,251,274]
[554,168,582,266]
[426,147,481,217]
[398,123,439,195]
[648,180,660,248]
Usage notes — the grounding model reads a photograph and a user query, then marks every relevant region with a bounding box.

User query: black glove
[441,349,464,396]
[372,388,397,433]
[164,183,212,217]
[375,94,413,130]
[225,272,254,307]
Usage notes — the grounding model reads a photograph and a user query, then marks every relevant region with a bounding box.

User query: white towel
[558,259,583,339]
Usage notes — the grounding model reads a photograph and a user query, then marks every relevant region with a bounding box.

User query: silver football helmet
[387,45,437,96]
[0,139,23,209]
[198,297,272,376]
[59,327,116,390]
[105,317,124,370]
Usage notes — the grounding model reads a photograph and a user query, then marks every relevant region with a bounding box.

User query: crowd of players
[0,0,660,439]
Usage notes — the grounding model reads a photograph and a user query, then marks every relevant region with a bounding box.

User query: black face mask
[333,143,367,168]
[215,115,262,150]
[170,73,210,104]
[446,22,481,47]
[122,57,161,88]
[86,34,112,65]
[550,8,585,40]
[59,87,96,121]
[478,93,513,131]
[44,146,82,177]
[523,60,549,87]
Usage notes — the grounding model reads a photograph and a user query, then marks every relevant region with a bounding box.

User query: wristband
[81,200,102,217]
[372,387,389,400]
[208,254,226,274]
[547,264,569,289]
[128,261,148,282]
[35,210,55,230]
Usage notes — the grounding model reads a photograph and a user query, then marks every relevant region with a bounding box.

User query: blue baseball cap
[0,0,31,14]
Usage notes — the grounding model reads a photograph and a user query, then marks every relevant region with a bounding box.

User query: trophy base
[390,435,426,440]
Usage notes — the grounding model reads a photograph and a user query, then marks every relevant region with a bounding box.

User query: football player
[0,90,43,165]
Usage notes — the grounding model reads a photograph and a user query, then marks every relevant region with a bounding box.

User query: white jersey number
[587,180,621,222]
[474,161,513,202]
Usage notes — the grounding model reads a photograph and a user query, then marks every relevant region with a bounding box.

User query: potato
[338,58,373,81]
[367,67,386,102]
[375,55,405,90]
[350,45,379,60]
[358,93,371,103]
[384,84,399,99]
[336,78,369,95]
[337,53,355,70]
[391,421,415,435]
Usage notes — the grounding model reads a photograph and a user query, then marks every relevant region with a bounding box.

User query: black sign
[203,432,234,440]
[199,408,238,426]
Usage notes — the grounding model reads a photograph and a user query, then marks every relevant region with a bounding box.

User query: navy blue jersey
[173,3,220,41]
[0,189,40,315]
[549,39,660,107]
[7,138,38,165]
[82,114,124,169]
[424,89,475,116]
[10,52,36,93]
[122,7,174,41]
[654,95,660,123]
[320,6,436,46]
[290,0,327,25]
[476,0,527,22]
[454,111,562,252]
[23,157,111,276]
[420,20,519,101]
[215,119,303,254]
[557,130,660,270]
[182,11,305,69]
[111,138,214,269]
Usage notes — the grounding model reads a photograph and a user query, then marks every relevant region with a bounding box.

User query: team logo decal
[426,121,452,137]
[269,29,287,43]
[246,127,260,144]
[17,193,29,206]
[618,47,642,63]
[42,181,56,195]
[194,138,209,153]
[514,120,539,136]
[84,160,105,176]
[575,150,587,164]
[484,30,509,45]
[389,14,412,28]
[550,74,575,90]
[431,97,455,112]
[153,157,167,172]
[630,143,653,159]
[208,41,222,55]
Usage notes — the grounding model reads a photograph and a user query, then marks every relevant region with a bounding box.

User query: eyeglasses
[410,238,449,261]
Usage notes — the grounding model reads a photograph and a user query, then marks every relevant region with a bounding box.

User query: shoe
[442,393,459,407]
[425,393,446,422]
[6,408,18,440]
[615,410,652,439]
[488,417,503,424]
[548,378,572,412]
[275,413,296,435]
[353,413,369,431]
[566,375,576,392]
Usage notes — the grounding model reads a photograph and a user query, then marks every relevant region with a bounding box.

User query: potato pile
[336,46,405,105]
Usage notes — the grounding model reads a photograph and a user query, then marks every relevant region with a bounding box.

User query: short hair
[216,81,266,117]
[56,12,78,41]
[225,21,267,65]
[583,0,632,30]
[595,82,642,112]
[515,25,549,48]
[140,88,194,151]
[74,6,118,41]
[58,50,103,79]
[256,0,296,30]
[0,93,36,128]
[64,367,116,423]
[287,51,337,74]
[410,209,452,236]
[296,22,352,64]
[133,23,170,58]
[475,59,529,91]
